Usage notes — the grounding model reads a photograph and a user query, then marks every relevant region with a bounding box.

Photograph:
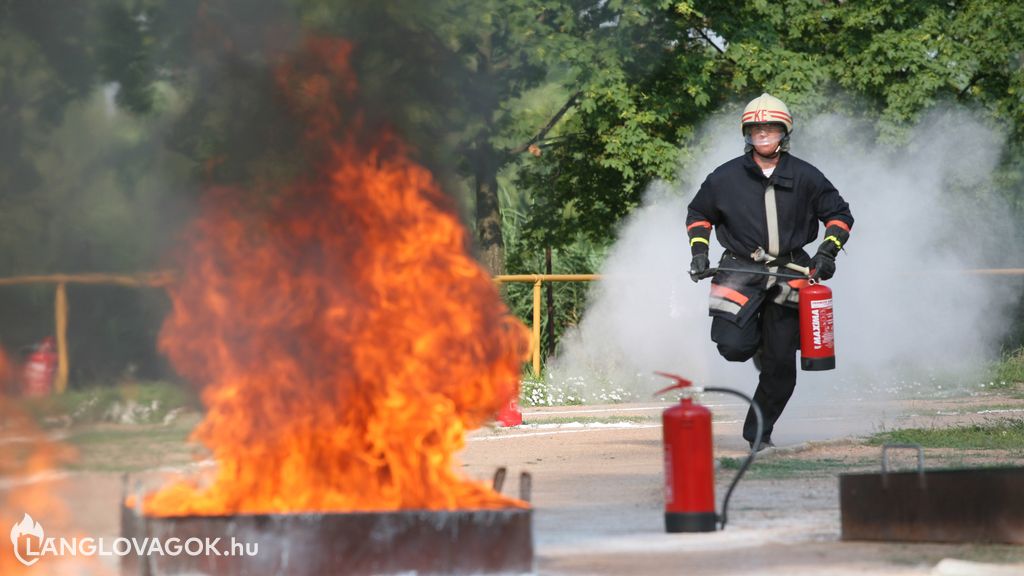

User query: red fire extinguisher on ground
[799,280,835,371]
[497,395,523,427]
[655,372,764,533]
[22,337,57,397]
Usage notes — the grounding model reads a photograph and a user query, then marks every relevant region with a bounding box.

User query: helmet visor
[744,123,785,147]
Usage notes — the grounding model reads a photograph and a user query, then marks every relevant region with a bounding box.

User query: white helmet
[741,93,793,134]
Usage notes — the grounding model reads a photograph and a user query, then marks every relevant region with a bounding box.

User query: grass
[522,415,657,426]
[868,418,1024,451]
[62,414,203,473]
[987,348,1024,390]
[520,374,586,407]
[67,424,193,447]
[718,456,863,479]
[18,380,197,427]
[519,370,641,407]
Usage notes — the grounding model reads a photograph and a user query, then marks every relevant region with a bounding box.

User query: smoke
[547,107,1022,427]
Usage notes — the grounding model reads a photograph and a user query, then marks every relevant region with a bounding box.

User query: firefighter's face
[747,123,785,151]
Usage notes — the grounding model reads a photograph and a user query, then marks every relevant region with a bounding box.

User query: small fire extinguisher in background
[497,395,523,427]
[799,280,835,371]
[655,372,764,532]
[22,336,57,397]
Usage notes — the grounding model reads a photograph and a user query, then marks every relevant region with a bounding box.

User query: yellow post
[55,282,69,394]
[532,279,542,377]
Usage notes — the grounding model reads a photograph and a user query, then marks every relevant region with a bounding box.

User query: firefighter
[686,93,854,451]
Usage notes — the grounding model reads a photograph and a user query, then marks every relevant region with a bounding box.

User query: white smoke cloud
[545,108,1022,436]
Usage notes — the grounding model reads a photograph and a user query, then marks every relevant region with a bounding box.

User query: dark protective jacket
[686,152,854,326]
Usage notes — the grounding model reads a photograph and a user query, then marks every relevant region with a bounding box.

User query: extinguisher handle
[695,268,717,281]
[782,261,811,276]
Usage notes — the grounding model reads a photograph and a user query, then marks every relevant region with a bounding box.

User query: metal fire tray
[121,505,532,575]
[840,444,1024,544]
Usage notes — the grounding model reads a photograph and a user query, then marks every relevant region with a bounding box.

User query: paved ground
[5,389,1024,574]
[461,394,1024,575]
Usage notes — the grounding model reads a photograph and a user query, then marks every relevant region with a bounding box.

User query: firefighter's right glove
[811,252,836,281]
[689,253,710,283]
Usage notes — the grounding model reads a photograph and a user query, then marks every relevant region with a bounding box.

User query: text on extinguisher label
[810,305,834,350]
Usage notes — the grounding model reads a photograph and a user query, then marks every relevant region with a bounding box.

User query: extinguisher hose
[704,386,763,530]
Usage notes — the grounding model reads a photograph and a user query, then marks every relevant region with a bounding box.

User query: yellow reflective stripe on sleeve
[825,235,842,248]
[690,237,710,247]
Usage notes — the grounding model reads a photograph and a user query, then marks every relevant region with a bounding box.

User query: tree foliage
[1,0,1022,382]
[516,0,1024,249]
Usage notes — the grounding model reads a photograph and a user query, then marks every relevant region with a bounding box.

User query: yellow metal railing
[495,268,1024,377]
[495,274,601,377]
[0,272,175,393]
[966,269,1024,275]
[4,266,1023,392]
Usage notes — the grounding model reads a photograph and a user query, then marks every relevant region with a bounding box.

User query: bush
[988,348,1024,389]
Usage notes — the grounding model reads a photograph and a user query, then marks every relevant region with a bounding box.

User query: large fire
[143,39,529,516]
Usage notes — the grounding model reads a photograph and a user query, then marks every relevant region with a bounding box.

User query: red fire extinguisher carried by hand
[799,280,835,371]
[700,262,837,372]
[655,372,764,532]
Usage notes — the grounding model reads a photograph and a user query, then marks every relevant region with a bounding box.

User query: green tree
[0,1,101,224]
[100,0,669,275]
[0,2,200,383]
[518,0,1024,249]
[517,0,726,249]
[285,0,649,275]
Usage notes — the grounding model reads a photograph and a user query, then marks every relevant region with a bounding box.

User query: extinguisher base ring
[665,512,717,533]
[801,356,835,371]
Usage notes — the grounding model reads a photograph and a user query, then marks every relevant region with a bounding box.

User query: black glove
[689,253,710,283]
[811,252,835,281]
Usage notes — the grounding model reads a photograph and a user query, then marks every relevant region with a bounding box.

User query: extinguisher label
[810,299,832,309]
[811,306,834,350]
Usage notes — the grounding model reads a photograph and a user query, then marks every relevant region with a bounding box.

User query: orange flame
[1,396,78,575]
[143,38,529,516]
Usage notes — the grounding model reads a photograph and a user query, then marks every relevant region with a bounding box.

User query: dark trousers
[710,300,800,443]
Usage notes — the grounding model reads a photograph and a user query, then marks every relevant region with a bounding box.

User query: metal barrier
[494,274,601,376]
[495,268,1024,378]
[0,272,175,393]
[1,267,1020,392]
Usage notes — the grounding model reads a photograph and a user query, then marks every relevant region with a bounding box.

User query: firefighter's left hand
[811,252,835,281]
[689,253,710,282]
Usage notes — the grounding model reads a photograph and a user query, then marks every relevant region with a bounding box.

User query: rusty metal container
[121,504,533,575]
[840,444,1024,544]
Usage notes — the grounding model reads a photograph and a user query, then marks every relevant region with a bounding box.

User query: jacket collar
[744,152,793,188]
